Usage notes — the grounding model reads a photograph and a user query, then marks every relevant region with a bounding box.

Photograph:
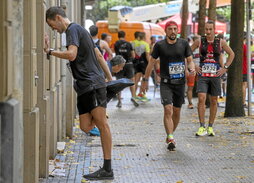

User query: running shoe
[188,104,194,109]
[134,96,141,101]
[83,167,114,180]
[166,138,176,151]
[137,93,143,98]
[195,126,207,136]
[138,94,151,102]
[207,127,215,136]
[131,97,139,107]
[89,127,100,136]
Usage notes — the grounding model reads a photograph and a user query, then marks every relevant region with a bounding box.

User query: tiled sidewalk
[40,89,254,183]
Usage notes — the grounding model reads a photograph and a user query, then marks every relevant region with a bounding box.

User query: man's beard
[167,34,176,40]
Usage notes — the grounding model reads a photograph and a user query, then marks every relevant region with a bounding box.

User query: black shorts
[160,82,185,108]
[243,74,247,82]
[115,62,135,79]
[134,61,148,75]
[77,87,107,115]
[196,76,221,96]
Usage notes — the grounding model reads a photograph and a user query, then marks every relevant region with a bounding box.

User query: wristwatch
[48,48,55,55]
[142,78,149,82]
[224,65,229,69]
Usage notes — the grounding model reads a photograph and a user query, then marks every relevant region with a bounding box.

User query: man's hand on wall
[44,33,50,54]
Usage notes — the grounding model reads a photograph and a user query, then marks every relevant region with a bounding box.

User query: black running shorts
[243,74,247,82]
[196,76,221,96]
[134,61,148,75]
[160,82,185,108]
[77,87,107,115]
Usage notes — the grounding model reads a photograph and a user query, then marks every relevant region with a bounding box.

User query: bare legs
[198,93,218,125]
[79,107,112,159]
[163,104,181,134]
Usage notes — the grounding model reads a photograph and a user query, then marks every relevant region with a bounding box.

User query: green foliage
[216,6,231,21]
[87,0,170,22]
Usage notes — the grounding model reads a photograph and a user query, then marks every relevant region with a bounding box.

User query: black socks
[103,159,111,172]
[200,123,213,127]
[200,122,205,127]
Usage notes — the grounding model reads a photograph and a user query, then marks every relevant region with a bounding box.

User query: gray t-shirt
[66,23,106,96]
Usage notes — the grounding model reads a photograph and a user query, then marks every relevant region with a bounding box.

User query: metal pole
[246,0,252,115]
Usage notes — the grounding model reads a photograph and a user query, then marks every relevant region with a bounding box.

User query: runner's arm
[191,39,200,52]
[94,47,113,81]
[143,57,157,80]
[221,39,235,68]
[131,50,135,59]
[219,54,225,67]
[101,40,113,60]
[141,57,157,92]
[45,45,78,61]
[145,52,150,63]
[186,55,195,74]
[216,40,235,76]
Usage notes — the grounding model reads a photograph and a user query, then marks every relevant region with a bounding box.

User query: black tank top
[199,36,221,77]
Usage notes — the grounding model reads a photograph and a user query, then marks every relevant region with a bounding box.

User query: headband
[165,21,178,30]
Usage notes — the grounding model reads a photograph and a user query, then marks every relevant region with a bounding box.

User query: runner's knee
[164,105,173,116]
[96,121,110,131]
[80,124,93,133]
[210,97,218,105]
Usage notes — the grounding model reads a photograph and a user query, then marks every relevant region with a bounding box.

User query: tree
[216,6,231,22]
[208,0,216,21]
[198,0,207,36]
[180,0,188,39]
[87,0,131,22]
[224,0,245,117]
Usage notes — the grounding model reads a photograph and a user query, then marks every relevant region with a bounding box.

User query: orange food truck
[96,20,165,46]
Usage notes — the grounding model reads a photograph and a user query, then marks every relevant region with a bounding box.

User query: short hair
[89,25,98,37]
[139,32,146,40]
[46,6,67,21]
[101,33,108,40]
[60,5,67,11]
[110,55,126,66]
[134,31,140,39]
[118,31,125,38]
[206,20,215,28]
[150,36,156,41]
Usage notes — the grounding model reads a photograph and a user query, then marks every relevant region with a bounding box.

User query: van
[96,20,165,46]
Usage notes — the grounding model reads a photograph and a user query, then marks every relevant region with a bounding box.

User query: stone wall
[0,0,24,183]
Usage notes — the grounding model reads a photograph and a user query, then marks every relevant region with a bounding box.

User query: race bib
[168,62,185,79]
[201,63,218,77]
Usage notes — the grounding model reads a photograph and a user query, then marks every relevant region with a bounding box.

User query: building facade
[0,0,83,182]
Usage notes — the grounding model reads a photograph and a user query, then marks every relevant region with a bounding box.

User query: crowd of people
[44,6,254,181]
